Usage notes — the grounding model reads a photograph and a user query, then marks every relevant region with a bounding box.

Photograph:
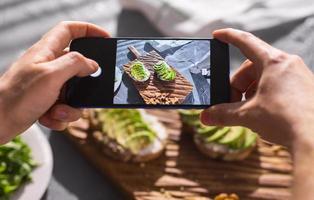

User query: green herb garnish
[0,137,36,200]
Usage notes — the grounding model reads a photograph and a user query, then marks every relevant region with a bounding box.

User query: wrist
[291,127,314,199]
[0,78,13,144]
[284,102,314,151]
[291,120,314,155]
[293,132,314,152]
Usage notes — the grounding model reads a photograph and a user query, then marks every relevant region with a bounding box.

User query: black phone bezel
[66,37,230,109]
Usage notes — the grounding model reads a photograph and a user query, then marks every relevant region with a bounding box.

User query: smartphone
[65,37,230,109]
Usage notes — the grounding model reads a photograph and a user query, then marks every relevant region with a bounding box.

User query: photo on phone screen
[114,39,211,106]
[67,37,229,108]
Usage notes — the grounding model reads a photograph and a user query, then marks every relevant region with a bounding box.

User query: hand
[200,28,314,147]
[0,21,109,144]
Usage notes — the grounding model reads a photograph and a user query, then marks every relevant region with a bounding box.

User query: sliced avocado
[125,131,155,154]
[164,70,173,80]
[228,130,246,149]
[206,127,230,142]
[197,126,218,135]
[169,70,176,80]
[159,69,176,81]
[125,131,154,143]
[154,61,176,81]
[130,61,149,81]
[159,69,168,77]
[242,129,258,149]
[171,71,176,80]
[179,109,202,127]
[218,126,244,145]
[155,64,164,71]
[95,109,157,154]
[179,109,202,116]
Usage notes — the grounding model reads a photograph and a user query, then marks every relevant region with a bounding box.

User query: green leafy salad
[0,137,36,200]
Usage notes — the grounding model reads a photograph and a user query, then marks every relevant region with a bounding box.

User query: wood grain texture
[123,49,194,105]
[66,110,293,200]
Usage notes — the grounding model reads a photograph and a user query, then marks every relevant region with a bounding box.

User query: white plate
[11,124,53,200]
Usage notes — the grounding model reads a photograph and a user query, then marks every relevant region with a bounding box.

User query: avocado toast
[179,110,258,161]
[89,109,167,162]
[153,61,176,81]
[130,61,150,82]
[194,125,258,161]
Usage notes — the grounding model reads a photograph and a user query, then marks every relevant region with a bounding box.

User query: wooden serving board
[66,110,293,200]
[123,46,193,105]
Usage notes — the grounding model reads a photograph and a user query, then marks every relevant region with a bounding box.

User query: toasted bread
[88,109,167,162]
[194,133,256,161]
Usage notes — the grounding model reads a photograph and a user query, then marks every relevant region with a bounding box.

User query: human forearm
[200,28,314,199]
[292,131,314,200]
[0,79,13,143]
[0,22,108,144]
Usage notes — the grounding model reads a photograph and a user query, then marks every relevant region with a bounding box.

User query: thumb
[200,101,248,127]
[46,51,98,81]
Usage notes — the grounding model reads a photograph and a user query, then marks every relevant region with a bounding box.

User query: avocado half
[179,110,258,161]
[89,109,168,162]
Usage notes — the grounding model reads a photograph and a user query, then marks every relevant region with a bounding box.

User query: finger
[30,21,110,60]
[49,48,69,60]
[213,28,278,67]
[231,60,257,93]
[245,81,257,100]
[64,47,70,52]
[200,101,248,127]
[44,51,99,82]
[38,115,68,131]
[231,88,243,102]
[59,47,70,57]
[49,104,82,122]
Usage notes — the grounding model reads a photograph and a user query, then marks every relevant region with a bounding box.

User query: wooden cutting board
[66,110,293,200]
[123,46,193,104]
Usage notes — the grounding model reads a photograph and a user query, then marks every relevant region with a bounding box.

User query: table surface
[1,0,314,199]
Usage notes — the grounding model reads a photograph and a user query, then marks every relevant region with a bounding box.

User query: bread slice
[194,132,256,161]
[88,109,167,162]
[178,110,257,161]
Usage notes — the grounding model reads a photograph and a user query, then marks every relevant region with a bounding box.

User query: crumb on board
[214,193,240,200]
[184,196,210,200]
[159,188,172,198]
[146,93,180,105]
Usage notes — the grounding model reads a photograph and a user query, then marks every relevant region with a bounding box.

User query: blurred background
[0,0,313,199]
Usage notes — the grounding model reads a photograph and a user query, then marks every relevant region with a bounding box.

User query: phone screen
[66,38,229,108]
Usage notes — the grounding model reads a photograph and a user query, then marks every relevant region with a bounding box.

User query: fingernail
[200,110,215,125]
[56,110,68,120]
[88,59,99,71]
